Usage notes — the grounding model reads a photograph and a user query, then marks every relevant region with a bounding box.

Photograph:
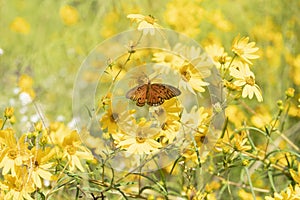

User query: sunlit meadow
[0,1,300,199]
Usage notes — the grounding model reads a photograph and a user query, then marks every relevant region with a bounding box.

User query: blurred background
[0,0,299,127]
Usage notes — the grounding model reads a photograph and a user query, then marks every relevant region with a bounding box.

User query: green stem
[0,117,7,130]
[244,167,256,200]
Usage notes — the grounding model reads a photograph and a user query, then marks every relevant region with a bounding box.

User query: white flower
[19,92,32,105]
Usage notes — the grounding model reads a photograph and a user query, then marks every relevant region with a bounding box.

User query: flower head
[60,5,79,26]
[100,101,134,135]
[0,129,29,177]
[18,74,35,100]
[229,62,263,102]
[205,44,231,68]
[61,130,94,172]
[153,51,185,72]
[231,131,252,152]
[231,35,259,65]
[117,120,162,155]
[10,17,30,34]
[265,184,300,200]
[27,147,55,188]
[0,167,35,200]
[179,64,209,95]
[127,14,162,35]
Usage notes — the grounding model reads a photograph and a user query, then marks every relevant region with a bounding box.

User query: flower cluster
[0,109,93,199]
[1,1,300,198]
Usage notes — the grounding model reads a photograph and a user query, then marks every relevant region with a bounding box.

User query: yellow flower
[149,98,182,143]
[288,54,300,85]
[231,131,252,152]
[61,130,94,172]
[27,147,55,188]
[152,51,185,72]
[207,10,233,32]
[160,119,181,144]
[285,87,295,98]
[205,44,231,69]
[179,64,209,95]
[150,98,182,124]
[265,184,300,200]
[229,62,263,102]
[205,181,221,193]
[117,121,162,155]
[231,35,259,65]
[18,74,35,99]
[290,163,300,184]
[127,14,162,35]
[100,12,120,38]
[100,101,134,135]
[164,0,203,37]
[238,189,263,200]
[0,167,35,200]
[10,17,30,34]
[4,107,14,119]
[0,129,29,176]
[181,106,208,131]
[49,122,72,146]
[60,5,79,26]
[250,106,272,128]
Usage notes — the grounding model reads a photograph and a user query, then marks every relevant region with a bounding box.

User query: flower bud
[242,159,249,166]
[4,107,14,119]
[276,100,283,106]
[35,121,43,132]
[285,88,295,98]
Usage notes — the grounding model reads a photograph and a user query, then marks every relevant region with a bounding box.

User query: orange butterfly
[126,81,181,107]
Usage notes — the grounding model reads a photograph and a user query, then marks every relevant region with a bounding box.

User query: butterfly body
[126,82,181,107]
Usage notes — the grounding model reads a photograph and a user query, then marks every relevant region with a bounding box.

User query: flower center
[145,15,155,24]
[136,136,146,143]
[218,55,227,64]
[110,113,119,122]
[14,180,23,192]
[67,145,76,155]
[164,55,173,63]
[8,149,18,160]
[135,131,146,143]
[181,70,191,82]
[33,160,39,170]
[245,76,255,86]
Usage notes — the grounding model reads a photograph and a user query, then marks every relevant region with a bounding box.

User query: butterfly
[126,81,181,107]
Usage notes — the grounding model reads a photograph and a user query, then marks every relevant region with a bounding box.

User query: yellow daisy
[150,98,182,125]
[117,121,162,155]
[205,44,231,69]
[27,147,55,188]
[59,5,79,26]
[127,14,162,35]
[100,101,134,135]
[229,62,263,102]
[152,51,185,72]
[61,130,94,172]
[231,35,259,65]
[0,130,29,177]
[179,64,209,95]
[0,167,35,200]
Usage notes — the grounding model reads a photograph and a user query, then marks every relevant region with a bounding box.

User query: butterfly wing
[125,84,148,107]
[147,84,181,106]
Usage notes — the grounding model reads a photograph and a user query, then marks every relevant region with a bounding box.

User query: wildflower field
[1,0,300,199]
